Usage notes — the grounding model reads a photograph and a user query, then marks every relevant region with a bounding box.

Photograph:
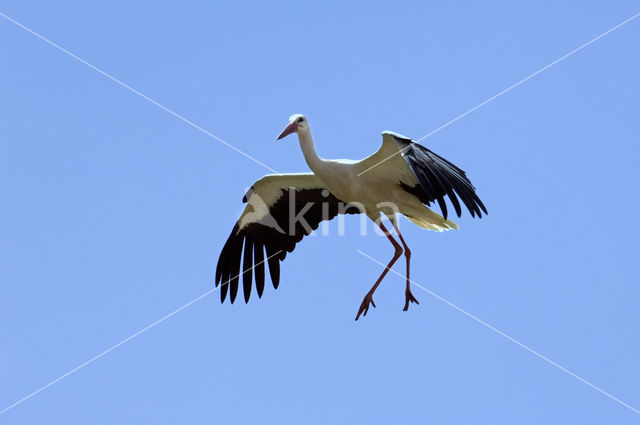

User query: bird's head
[277,114,308,140]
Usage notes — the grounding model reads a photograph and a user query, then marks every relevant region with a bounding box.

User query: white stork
[216,114,486,320]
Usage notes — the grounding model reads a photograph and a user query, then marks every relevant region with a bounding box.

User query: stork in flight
[216,114,487,320]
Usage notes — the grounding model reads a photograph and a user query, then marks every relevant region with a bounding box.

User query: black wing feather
[402,142,487,220]
[220,270,229,303]
[228,234,243,304]
[242,237,253,303]
[254,242,265,298]
[265,243,281,289]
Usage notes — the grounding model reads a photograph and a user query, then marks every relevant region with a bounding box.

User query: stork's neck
[297,129,325,173]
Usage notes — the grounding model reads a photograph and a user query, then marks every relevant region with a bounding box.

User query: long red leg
[355,221,403,320]
[392,221,419,311]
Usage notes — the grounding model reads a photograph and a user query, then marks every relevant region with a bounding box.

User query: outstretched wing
[360,132,487,220]
[215,173,361,304]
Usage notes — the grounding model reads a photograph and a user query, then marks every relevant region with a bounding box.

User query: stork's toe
[403,289,419,311]
[355,294,376,320]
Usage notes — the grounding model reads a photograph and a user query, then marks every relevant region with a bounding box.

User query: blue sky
[1,1,639,423]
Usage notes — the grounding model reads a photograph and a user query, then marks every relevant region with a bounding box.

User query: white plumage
[216,114,486,319]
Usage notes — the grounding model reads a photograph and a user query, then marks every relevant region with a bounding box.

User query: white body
[294,123,457,232]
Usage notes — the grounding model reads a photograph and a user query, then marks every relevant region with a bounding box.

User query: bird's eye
[297,117,304,123]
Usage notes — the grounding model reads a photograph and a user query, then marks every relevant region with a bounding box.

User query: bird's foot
[403,288,419,311]
[355,293,376,320]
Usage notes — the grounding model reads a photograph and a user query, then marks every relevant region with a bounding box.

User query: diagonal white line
[357,11,640,177]
[0,250,282,416]
[357,249,640,416]
[0,11,279,174]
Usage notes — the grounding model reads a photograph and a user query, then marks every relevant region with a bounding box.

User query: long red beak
[277,121,298,140]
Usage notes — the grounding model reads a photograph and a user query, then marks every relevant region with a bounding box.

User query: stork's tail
[403,209,458,232]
